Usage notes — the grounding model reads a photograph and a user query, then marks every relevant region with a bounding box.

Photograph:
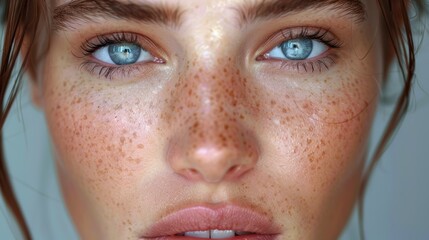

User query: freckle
[137,144,144,149]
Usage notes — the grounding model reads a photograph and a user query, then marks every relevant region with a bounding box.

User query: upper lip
[141,204,281,238]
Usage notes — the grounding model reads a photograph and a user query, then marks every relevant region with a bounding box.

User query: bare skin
[32,0,384,239]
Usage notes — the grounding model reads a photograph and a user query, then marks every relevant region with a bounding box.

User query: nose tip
[167,128,259,183]
[188,145,254,183]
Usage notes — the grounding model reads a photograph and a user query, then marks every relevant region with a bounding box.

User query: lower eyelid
[80,60,142,79]
[285,55,337,73]
[80,57,166,80]
[259,53,338,73]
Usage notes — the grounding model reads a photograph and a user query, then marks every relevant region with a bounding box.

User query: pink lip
[141,204,281,239]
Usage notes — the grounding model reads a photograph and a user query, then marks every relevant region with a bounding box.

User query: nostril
[188,169,199,176]
[225,165,250,180]
[227,165,240,175]
[181,168,201,180]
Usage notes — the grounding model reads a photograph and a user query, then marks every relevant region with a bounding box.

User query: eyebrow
[53,0,366,32]
[235,0,366,25]
[53,0,184,31]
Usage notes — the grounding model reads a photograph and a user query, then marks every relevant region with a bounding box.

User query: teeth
[184,231,210,238]
[210,230,235,239]
[181,229,251,239]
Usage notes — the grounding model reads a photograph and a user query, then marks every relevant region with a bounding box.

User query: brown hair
[1,0,49,239]
[358,0,426,239]
[0,0,426,239]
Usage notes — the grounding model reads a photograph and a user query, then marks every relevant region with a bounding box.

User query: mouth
[174,230,262,238]
[140,204,281,240]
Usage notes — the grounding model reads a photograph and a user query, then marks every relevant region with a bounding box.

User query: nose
[165,68,260,183]
[167,123,259,183]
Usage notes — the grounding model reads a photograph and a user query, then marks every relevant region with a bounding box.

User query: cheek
[264,72,377,164]
[253,71,378,235]
[42,73,160,206]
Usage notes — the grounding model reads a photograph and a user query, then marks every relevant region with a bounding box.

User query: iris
[280,39,313,60]
[108,43,142,65]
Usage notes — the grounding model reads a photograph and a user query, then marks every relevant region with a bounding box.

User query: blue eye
[281,39,313,60]
[93,42,154,65]
[109,43,141,65]
[268,38,329,61]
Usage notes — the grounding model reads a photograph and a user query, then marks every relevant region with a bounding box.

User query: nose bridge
[173,53,247,131]
[165,62,259,183]
[194,66,240,124]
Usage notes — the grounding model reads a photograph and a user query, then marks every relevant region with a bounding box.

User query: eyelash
[78,27,342,79]
[79,32,162,79]
[258,27,343,73]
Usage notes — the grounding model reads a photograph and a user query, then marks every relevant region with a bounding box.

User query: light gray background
[0,9,428,240]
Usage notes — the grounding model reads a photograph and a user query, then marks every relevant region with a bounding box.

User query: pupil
[281,39,313,60]
[108,43,141,65]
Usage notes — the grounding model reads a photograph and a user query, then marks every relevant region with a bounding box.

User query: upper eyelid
[79,27,339,58]
[82,33,135,52]
[80,32,165,59]
[256,27,342,58]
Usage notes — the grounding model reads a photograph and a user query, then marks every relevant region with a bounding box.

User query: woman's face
[35,0,384,239]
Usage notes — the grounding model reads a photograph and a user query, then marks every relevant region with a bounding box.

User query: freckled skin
[37,0,384,239]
